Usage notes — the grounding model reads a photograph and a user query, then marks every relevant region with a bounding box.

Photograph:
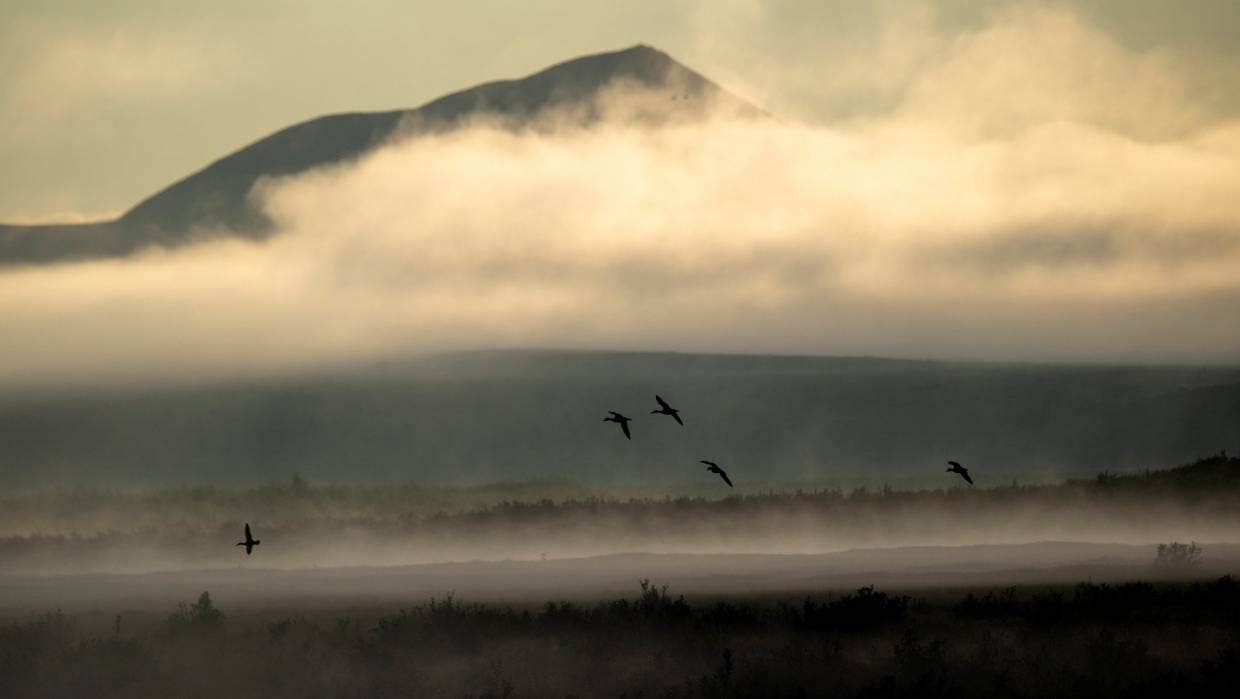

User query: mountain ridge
[0,44,761,265]
[1,349,1236,489]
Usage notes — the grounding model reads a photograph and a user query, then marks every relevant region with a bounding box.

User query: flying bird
[650,395,683,425]
[236,523,261,555]
[946,461,973,485]
[701,460,733,488]
[603,411,633,439]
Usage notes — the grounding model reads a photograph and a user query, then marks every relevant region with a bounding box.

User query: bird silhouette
[700,460,733,488]
[236,523,260,555]
[603,411,632,439]
[946,461,973,485]
[650,395,683,425]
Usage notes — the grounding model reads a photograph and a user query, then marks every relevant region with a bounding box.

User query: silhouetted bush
[950,576,1240,629]
[797,586,909,630]
[955,587,1019,620]
[634,578,694,624]
[374,593,529,651]
[167,591,225,638]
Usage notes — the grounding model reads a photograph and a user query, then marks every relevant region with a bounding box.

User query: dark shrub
[954,588,1019,620]
[167,591,225,641]
[798,586,909,631]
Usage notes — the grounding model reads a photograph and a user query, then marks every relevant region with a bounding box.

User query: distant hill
[1086,451,1240,490]
[1,350,1236,489]
[0,45,761,265]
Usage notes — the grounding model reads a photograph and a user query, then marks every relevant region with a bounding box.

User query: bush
[1155,542,1203,571]
[797,586,909,630]
[954,588,1019,620]
[167,591,225,637]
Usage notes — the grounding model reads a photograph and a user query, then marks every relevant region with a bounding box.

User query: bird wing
[672,412,683,425]
[962,471,974,485]
[720,471,734,487]
[700,460,716,467]
[621,421,631,439]
[655,395,671,410]
[245,523,252,540]
[948,461,961,468]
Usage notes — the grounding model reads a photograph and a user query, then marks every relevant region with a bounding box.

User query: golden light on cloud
[1,3,1239,388]
[3,101,1239,387]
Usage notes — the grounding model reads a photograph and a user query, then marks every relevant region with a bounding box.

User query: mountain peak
[408,42,756,129]
[548,43,687,84]
[0,46,762,266]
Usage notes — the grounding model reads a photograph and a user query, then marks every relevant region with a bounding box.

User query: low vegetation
[3,578,1240,697]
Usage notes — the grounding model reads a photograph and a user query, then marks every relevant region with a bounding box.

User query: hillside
[1088,451,1240,490]
[1,351,1236,489]
[0,45,761,265]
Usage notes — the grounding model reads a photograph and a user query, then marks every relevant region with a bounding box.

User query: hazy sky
[1,1,1239,380]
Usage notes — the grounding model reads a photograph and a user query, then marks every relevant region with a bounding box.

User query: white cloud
[895,5,1211,139]
[1,4,1239,388]
[1,99,1238,388]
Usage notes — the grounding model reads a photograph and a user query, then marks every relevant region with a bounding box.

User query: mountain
[0,45,762,266]
[1,350,1237,489]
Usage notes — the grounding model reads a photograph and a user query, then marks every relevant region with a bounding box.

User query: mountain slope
[1,351,1236,489]
[0,45,760,265]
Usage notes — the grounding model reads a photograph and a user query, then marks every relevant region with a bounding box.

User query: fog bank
[5,6,1240,388]
[3,114,1239,388]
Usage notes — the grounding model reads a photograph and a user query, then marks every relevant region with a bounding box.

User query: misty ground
[3,542,1240,616]
[2,454,1240,695]
[3,453,1240,578]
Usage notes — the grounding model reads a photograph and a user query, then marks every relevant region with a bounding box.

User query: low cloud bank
[3,6,1239,388]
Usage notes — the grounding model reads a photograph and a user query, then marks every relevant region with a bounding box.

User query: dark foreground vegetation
[4,577,1240,698]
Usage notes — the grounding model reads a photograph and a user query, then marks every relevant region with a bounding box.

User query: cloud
[1,4,1239,389]
[893,5,1213,139]
[0,210,124,226]
[687,2,1238,138]
[1,19,247,136]
[685,0,947,121]
[3,111,1238,387]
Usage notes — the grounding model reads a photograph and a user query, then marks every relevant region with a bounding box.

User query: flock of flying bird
[603,394,739,488]
[236,394,975,555]
[604,394,975,490]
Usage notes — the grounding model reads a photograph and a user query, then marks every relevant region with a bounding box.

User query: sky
[4,0,1240,221]
[1,1,1239,382]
